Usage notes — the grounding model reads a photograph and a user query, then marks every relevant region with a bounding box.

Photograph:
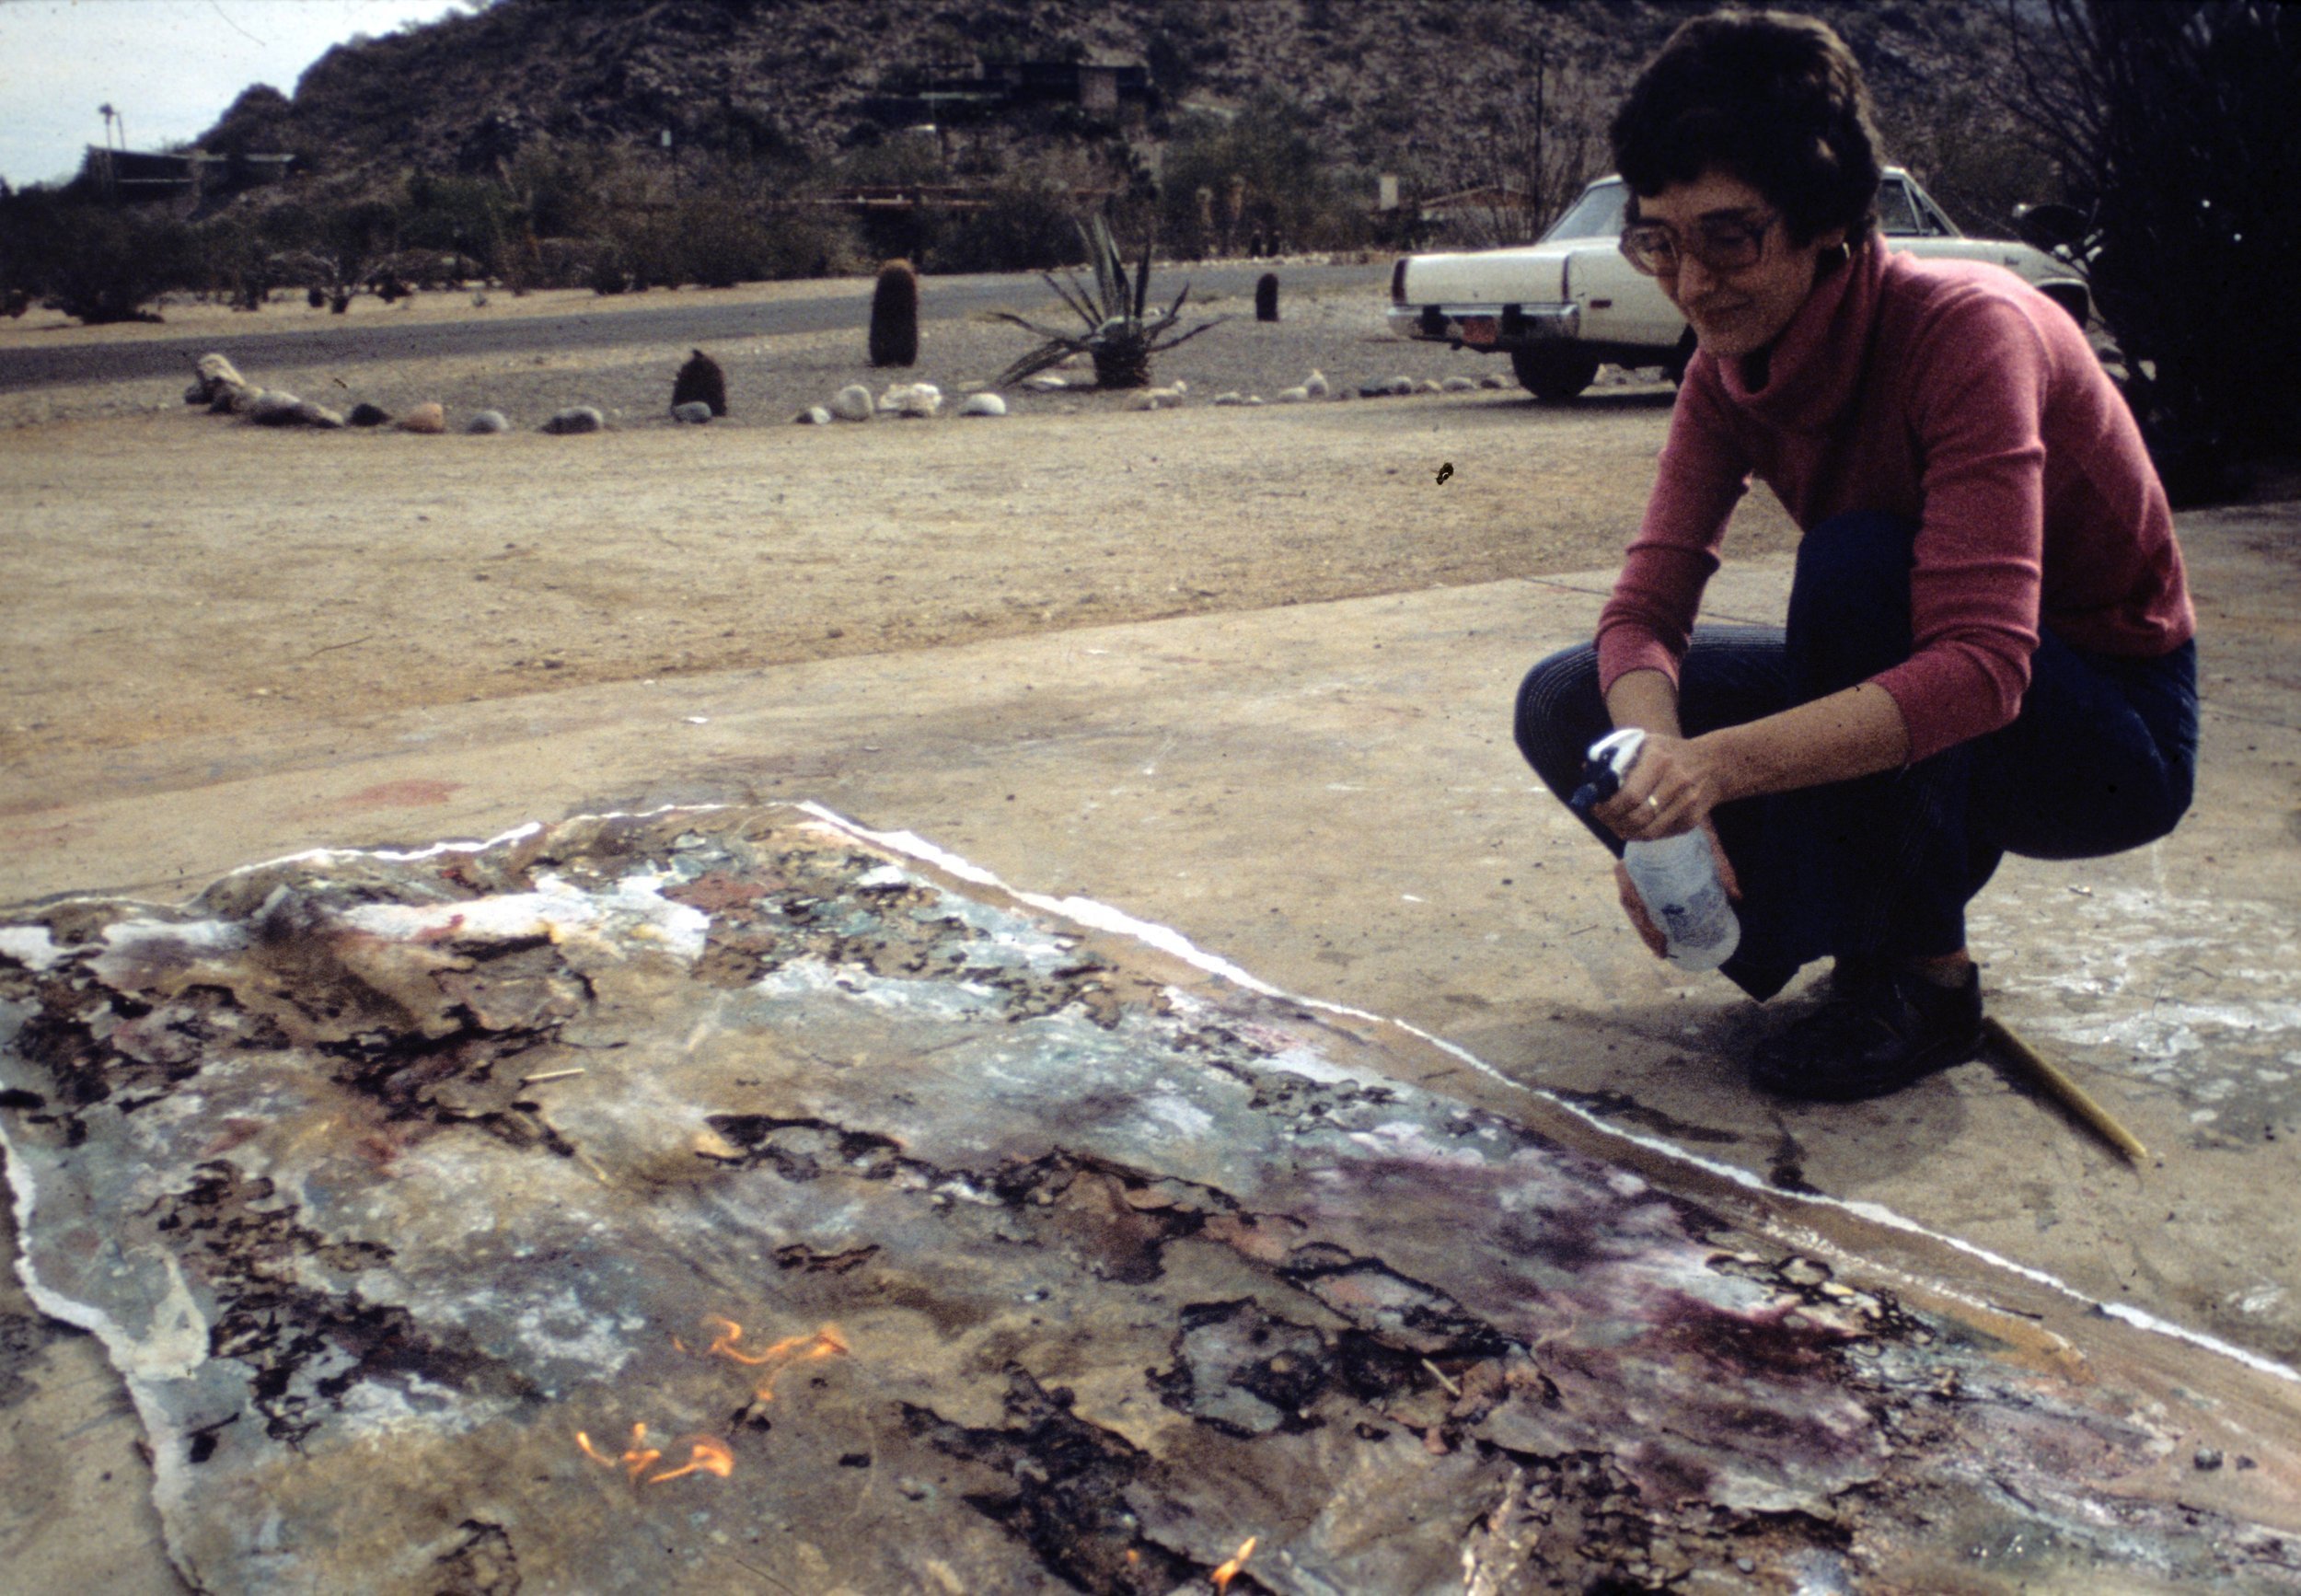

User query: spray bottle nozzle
[1567,766,1618,818]
[1567,727,1647,818]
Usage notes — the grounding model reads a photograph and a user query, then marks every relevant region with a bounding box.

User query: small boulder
[671,400,715,424]
[958,391,1007,417]
[188,353,247,404]
[793,406,833,425]
[878,382,942,418]
[1276,386,1309,403]
[1128,390,1162,411]
[398,402,445,434]
[1303,369,1329,398]
[244,391,346,428]
[1022,374,1067,392]
[348,402,391,427]
[1418,378,1443,394]
[1479,373,1510,389]
[247,390,306,426]
[1442,376,1477,392]
[830,384,875,422]
[1213,392,1243,406]
[671,348,727,417]
[466,410,511,434]
[542,406,603,434]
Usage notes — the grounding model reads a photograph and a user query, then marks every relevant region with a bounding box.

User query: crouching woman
[1514,9,2197,1100]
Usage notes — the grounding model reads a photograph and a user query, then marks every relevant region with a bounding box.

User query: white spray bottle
[1568,727,1740,971]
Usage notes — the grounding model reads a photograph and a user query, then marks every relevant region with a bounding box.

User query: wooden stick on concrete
[1981,1016,2148,1164]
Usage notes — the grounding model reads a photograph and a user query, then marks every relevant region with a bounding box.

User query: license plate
[1459,316,1498,347]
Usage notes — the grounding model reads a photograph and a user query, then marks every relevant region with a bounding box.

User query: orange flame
[698,1316,850,1400]
[618,1421,662,1481]
[575,1423,733,1486]
[646,1437,736,1485]
[1211,1535,1257,1592]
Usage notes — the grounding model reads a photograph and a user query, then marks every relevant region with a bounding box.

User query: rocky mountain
[196,0,2036,220]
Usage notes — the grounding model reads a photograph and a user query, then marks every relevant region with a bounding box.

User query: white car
[1387,168,2090,399]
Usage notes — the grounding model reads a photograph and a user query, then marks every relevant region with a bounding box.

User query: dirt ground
[0,277,1797,769]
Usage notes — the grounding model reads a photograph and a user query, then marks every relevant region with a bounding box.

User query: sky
[0,0,471,189]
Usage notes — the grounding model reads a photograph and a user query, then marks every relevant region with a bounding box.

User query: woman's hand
[1590,730,1729,842]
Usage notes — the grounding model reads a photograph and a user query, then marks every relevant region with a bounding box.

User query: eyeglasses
[1618,210,1779,276]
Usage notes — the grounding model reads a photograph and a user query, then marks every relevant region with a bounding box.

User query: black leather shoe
[1751,962,1984,1102]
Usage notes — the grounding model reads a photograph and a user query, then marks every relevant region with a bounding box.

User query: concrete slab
[7,804,2298,1593]
[4,504,2298,1586]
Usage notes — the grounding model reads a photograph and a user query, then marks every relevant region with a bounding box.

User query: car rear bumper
[1386,302,1580,348]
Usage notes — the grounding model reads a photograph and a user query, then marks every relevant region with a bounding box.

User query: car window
[1877,179,1922,236]
[1877,178,1956,237]
[1913,186,1960,237]
[1542,181,1628,242]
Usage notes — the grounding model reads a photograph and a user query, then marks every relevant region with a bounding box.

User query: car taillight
[1391,258,1408,305]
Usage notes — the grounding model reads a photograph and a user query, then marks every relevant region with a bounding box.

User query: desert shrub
[403,171,517,278]
[503,140,617,239]
[325,195,405,278]
[186,212,267,300]
[931,179,1088,273]
[740,204,852,283]
[857,204,938,269]
[600,191,851,290]
[2006,0,2301,499]
[1159,92,1367,255]
[4,195,199,322]
[680,202,774,288]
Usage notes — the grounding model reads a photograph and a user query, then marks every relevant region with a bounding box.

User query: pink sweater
[1595,241,2193,762]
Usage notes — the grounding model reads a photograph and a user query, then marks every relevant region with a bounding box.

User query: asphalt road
[0,260,1392,395]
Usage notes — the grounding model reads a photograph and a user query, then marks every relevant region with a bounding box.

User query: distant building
[861,59,1151,130]
[85,146,302,201]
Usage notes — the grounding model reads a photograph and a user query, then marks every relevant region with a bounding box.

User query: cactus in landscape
[989,214,1224,390]
[673,348,728,416]
[1255,272,1279,322]
[868,260,919,367]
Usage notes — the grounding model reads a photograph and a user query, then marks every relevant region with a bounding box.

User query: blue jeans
[1514,511,2198,1000]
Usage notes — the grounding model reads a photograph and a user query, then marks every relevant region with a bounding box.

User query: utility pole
[97,103,120,199]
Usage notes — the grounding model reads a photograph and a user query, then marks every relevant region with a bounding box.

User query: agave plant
[989,214,1223,390]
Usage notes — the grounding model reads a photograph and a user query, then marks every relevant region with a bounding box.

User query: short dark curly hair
[1610,9,1883,247]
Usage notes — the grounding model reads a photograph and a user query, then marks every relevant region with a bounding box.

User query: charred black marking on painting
[434,1518,523,1596]
[162,1162,536,1446]
[905,1369,1190,1595]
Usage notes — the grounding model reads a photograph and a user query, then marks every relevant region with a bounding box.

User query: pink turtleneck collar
[1708,239,1885,437]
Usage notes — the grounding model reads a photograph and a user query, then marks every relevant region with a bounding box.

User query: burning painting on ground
[2,804,2297,1593]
